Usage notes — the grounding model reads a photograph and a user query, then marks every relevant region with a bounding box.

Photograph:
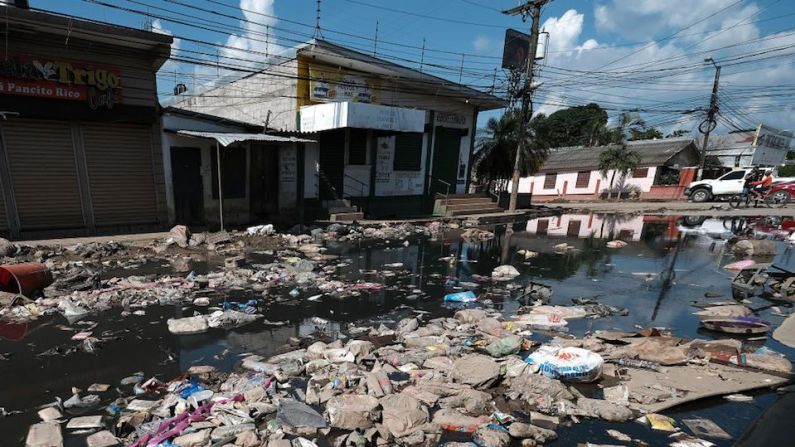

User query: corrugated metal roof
[539,138,697,173]
[176,131,316,147]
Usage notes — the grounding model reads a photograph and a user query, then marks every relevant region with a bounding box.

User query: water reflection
[4,213,795,445]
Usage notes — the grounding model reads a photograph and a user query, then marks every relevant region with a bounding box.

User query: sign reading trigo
[0,57,122,109]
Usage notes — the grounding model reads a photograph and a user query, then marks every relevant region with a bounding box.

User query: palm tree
[472,110,549,190]
[598,113,643,200]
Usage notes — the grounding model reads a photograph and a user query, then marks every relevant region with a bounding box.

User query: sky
[22,0,795,135]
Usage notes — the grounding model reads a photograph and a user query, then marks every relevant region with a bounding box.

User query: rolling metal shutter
[82,123,158,226]
[2,119,84,230]
[0,190,6,232]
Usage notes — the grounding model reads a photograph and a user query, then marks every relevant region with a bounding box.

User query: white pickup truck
[686,168,795,202]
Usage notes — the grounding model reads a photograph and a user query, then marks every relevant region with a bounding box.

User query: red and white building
[512,138,700,201]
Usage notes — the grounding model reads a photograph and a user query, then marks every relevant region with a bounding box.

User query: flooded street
[3,213,795,446]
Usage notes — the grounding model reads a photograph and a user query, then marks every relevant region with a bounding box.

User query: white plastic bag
[526,345,603,382]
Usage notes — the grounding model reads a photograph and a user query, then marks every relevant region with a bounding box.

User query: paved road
[544,201,795,216]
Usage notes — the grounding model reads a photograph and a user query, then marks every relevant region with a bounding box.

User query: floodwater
[2,213,795,446]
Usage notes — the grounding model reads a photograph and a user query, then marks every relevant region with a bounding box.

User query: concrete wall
[515,167,658,198]
[161,133,251,226]
[175,59,299,131]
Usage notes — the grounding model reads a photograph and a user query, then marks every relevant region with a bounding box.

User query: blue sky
[27,0,795,134]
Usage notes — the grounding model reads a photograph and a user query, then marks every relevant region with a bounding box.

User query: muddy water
[2,214,795,446]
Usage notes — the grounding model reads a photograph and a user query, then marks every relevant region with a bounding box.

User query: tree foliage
[473,109,549,185]
[533,103,609,147]
[598,112,643,200]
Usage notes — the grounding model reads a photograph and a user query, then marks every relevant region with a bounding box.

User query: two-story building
[170,39,505,222]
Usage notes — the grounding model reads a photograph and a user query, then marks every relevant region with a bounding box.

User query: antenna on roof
[373,21,379,56]
[314,0,324,39]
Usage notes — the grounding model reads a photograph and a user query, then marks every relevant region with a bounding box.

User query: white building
[166,39,504,224]
[512,138,700,201]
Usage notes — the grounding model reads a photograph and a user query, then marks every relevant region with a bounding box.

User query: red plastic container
[0,262,53,298]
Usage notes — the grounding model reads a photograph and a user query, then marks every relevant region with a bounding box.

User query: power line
[340,0,506,29]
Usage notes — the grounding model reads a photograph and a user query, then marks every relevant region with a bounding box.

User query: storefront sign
[375,138,392,184]
[436,112,467,126]
[301,102,425,133]
[0,57,122,109]
[309,64,380,104]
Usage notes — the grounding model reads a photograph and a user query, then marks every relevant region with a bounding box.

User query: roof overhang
[11,7,173,68]
[176,131,316,147]
[298,39,506,111]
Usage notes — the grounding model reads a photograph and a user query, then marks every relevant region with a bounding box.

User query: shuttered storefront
[0,190,6,233]
[82,123,158,226]
[2,119,84,230]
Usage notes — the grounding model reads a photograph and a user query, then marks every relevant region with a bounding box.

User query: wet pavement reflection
[3,213,795,445]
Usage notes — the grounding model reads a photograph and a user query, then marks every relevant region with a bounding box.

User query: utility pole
[504,0,549,212]
[698,57,721,180]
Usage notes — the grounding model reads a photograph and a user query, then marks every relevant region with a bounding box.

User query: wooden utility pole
[698,58,721,180]
[504,0,549,212]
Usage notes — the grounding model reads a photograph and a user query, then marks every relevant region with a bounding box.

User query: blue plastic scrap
[444,290,477,303]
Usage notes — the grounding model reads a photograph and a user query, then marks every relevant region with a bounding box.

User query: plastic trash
[327,394,381,430]
[275,399,327,428]
[724,260,756,270]
[178,381,204,399]
[491,265,520,281]
[167,315,209,335]
[606,240,628,248]
[246,224,274,236]
[525,345,604,382]
[444,291,477,303]
[484,335,522,357]
[646,413,677,432]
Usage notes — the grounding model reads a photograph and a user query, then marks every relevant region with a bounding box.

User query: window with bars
[575,171,590,188]
[543,173,557,189]
[632,167,649,178]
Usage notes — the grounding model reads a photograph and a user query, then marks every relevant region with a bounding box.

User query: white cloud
[594,0,753,41]
[541,9,586,52]
[473,35,492,53]
[531,3,795,134]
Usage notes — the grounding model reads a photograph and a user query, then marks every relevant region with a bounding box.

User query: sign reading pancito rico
[0,57,122,109]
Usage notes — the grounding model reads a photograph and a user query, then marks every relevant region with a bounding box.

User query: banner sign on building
[754,124,793,150]
[309,64,380,104]
[300,102,425,133]
[0,57,122,109]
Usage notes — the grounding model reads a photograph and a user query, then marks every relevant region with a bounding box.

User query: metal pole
[698,63,721,180]
[507,0,547,212]
[216,142,224,231]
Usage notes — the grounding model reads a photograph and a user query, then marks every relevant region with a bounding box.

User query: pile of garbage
[27,303,793,447]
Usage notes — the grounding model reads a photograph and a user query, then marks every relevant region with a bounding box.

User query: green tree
[630,127,664,141]
[598,112,643,200]
[666,129,690,138]
[535,102,609,147]
[473,110,549,188]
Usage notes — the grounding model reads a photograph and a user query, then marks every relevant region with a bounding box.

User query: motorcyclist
[743,166,762,197]
[750,169,774,204]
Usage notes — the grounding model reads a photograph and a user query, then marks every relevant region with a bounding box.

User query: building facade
[0,6,172,239]
[513,138,700,201]
[172,39,504,219]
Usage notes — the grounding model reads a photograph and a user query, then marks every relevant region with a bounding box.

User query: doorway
[250,144,279,221]
[431,127,463,196]
[170,147,204,226]
[318,129,345,200]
